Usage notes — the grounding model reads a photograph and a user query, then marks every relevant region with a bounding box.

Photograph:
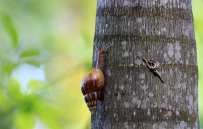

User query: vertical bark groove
[92,0,199,128]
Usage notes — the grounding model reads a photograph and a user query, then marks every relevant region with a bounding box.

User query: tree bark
[92,0,199,129]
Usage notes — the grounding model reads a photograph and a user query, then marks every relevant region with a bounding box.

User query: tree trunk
[92,0,199,128]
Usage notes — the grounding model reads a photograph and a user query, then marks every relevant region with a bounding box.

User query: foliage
[0,0,202,129]
[0,0,95,128]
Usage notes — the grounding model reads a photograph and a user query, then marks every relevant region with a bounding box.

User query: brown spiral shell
[81,68,104,113]
[84,91,101,113]
[81,68,104,94]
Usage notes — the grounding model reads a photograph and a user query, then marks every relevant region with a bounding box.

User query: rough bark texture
[92,0,199,128]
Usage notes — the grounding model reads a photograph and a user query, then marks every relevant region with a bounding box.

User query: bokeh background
[0,0,202,129]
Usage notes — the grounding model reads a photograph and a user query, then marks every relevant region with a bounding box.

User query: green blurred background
[0,0,202,129]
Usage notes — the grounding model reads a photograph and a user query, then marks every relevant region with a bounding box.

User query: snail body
[81,44,112,114]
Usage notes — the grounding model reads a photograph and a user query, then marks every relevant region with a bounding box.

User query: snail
[81,44,112,114]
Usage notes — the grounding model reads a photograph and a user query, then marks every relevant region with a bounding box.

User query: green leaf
[1,13,18,46]
[27,80,44,92]
[20,49,41,58]
[3,62,15,75]
[14,113,35,129]
[6,79,22,101]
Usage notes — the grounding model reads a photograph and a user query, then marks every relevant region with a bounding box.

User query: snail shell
[81,68,104,94]
[84,91,101,113]
[81,68,104,113]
